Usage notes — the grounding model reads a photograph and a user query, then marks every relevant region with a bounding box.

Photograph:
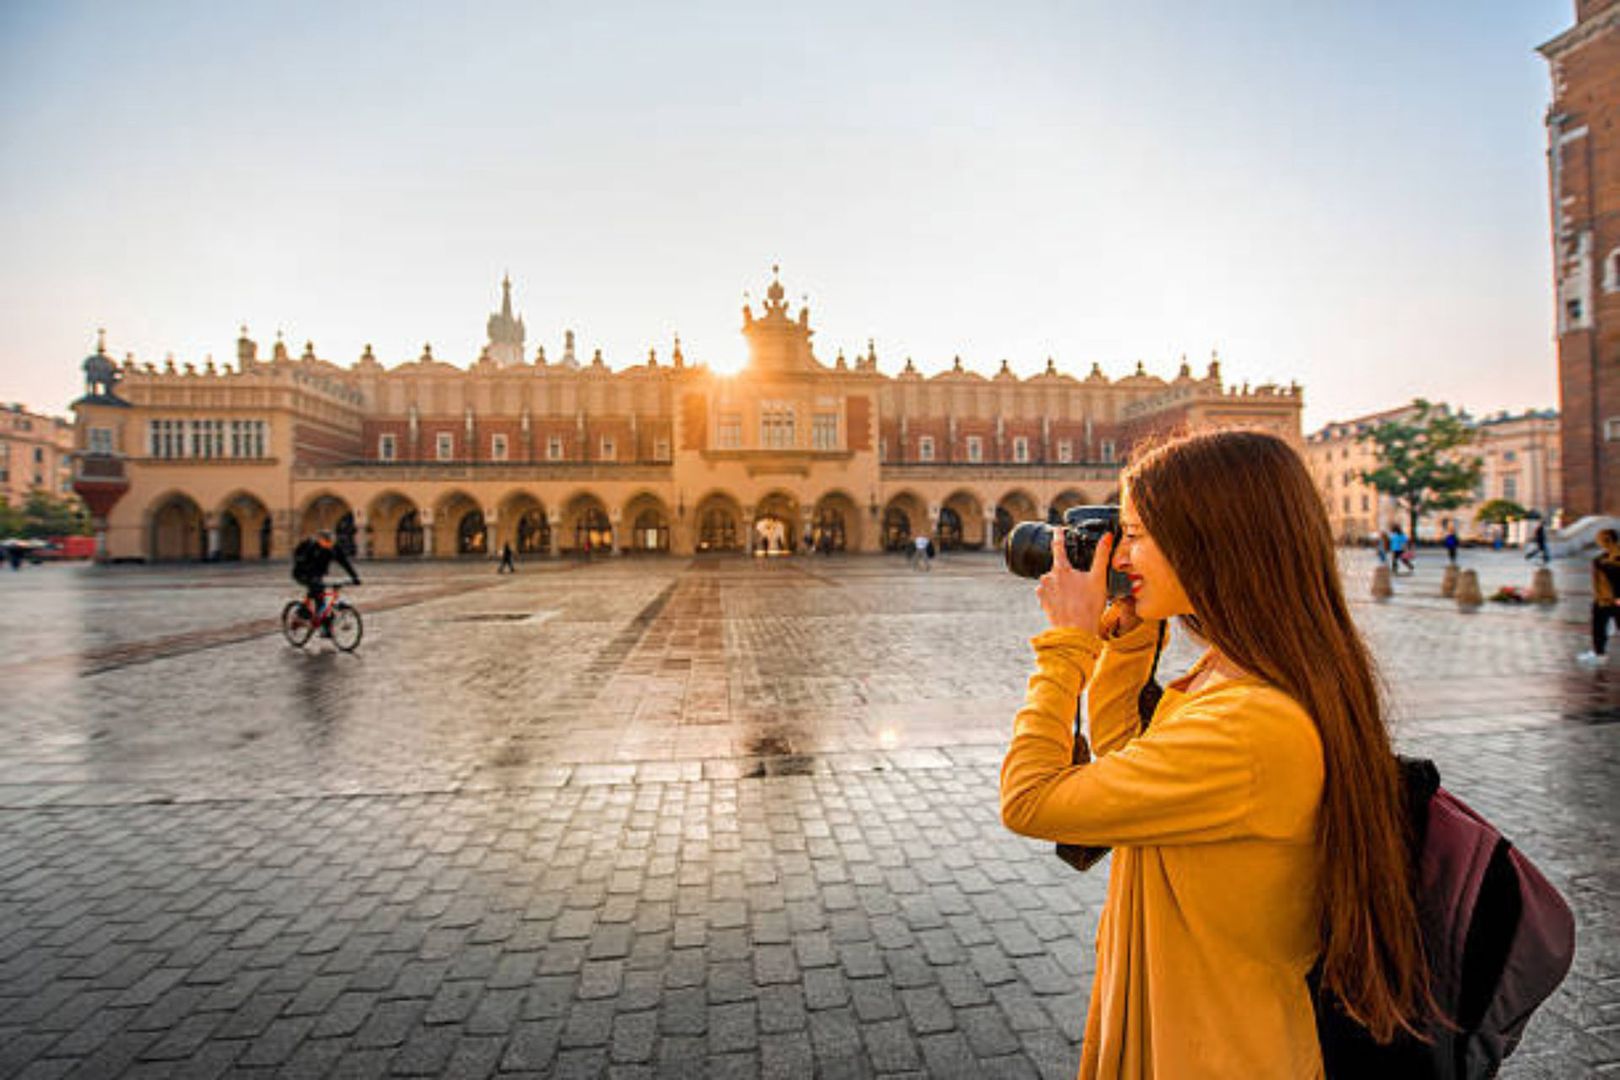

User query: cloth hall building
[70,271,1303,562]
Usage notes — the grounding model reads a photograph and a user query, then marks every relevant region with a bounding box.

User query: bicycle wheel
[330,603,363,652]
[282,600,314,647]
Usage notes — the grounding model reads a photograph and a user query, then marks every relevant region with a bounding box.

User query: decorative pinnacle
[96,327,106,353]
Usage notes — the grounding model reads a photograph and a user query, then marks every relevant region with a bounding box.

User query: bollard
[1455,568,1483,611]
[1440,564,1459,598]
[1371,565,1393,600]
[1530,567,1558,605]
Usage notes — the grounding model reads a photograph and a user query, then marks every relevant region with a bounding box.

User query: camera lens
[1004,522,1055,579]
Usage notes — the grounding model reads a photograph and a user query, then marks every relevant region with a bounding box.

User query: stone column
[610,508,622,556]
[485,510,499,559]
[985,511,999,551]
[422,511,435,557]
[206,516,221,561]
[548,513,562,557]
[354,511,371,560]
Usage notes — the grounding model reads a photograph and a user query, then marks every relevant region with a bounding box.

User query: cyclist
[292,530,361,635]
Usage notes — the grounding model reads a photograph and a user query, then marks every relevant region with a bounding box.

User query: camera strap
[1055,620,1168,873]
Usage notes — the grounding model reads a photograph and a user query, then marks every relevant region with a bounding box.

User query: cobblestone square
[0,549,1616,1078]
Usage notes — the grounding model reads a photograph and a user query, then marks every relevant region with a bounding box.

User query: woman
[1001,429,1429,1078]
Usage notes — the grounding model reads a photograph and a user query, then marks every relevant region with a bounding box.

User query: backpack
[291,538,323,585]
[1312,757,1576,1079]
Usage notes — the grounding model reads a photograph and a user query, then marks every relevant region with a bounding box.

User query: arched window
[883,507,912,551]
[698,508,739,552]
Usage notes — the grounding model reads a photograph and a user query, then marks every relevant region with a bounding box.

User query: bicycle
[282,583,363,651]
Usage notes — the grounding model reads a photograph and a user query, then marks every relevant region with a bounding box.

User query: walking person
[912,531,931,572]
[1002,429,1431,1078]
[1442,521,1459,566]
[1388,523,1413,575]
[1525,519,1551,566]
[1577,528,1620,665]
[498,541,516,574]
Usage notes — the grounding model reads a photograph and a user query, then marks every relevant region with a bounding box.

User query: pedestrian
[4,543,21,571]
[498,542,516,574]
[1443,521,1459,566]
[1525,519,1551,566]
[912,532,931,571]
[1003,428,1430,1077]
[1388,523,1413,575]
[1577,528,1620,665]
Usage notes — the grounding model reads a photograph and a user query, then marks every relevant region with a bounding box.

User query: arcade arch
[148,491,205,562]
[367,491,421,559]
[562,491,612,554]
[695,491,744,553]
[623,491,671,554]
[753,489,800,554]
[939,489,984,550]
[881,490,928,552]
[298,492,356,554]
[215,490,271,560]
[810,489,860,553]
[498,490,551,557]
[433,490,486,556]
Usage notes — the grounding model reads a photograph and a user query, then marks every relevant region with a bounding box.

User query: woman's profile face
[1115,488,1193,622]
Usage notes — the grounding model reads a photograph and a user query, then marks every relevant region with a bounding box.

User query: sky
[0,1,1574,431]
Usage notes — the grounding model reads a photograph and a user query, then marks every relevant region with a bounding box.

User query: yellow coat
[1001,621,1326,1079]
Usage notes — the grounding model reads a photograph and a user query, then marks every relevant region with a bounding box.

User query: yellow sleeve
[1086,618,1166,755]
[1003,671,1313,847]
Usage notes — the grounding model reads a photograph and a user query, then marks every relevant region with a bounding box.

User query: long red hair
[1124,427,1430,1042]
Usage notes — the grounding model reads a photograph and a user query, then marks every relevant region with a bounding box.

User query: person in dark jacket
[498,542,516,573]
[292,530,360,633]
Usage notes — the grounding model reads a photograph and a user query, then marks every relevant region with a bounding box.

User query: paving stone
[0,555,1611,1079]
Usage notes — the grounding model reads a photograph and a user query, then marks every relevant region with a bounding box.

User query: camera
[1003,505,1125,590]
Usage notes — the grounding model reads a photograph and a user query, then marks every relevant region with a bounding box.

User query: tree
[0,497,22,538]
[1358,399,1483,539]
[1474,498,1528,526]
[17,491,91,539]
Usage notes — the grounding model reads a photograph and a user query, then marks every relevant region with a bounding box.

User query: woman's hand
[1035,531,1114,634]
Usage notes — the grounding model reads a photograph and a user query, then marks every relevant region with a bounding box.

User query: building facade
[71,271,1303,562]
[0,402,74,509]
[1306,405,1561,543]
[1540,0,1620,518]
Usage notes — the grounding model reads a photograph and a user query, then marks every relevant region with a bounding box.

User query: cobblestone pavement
[0,549,1615,1078]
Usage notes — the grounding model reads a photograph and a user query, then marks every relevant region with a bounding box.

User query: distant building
[0,401,74,509]
[70,270,1303,561]
[1539,0,1620,518]
[1306,405,1560,542]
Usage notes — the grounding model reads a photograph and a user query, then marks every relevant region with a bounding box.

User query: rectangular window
[1361,494,1369,511]
[33,446,44,464]
[1503,476,1518,501]
[812,413,838,450]
[1101,440,1116,464]
[436,433,454,461]
[252,421,266,458]
[719,413,742,449]
[760,407,795,449]
[1013,436,1030,464]
[379,434,396,461]
[966,435,983,463]
[491,433,508,461]
[547,435,564,460]
[654,437,670,461]
[1606,418,1620,442]
[1056,439,1072,464]
[599,435,615,461]
[89,427,113,455]
[1342,496,1351,514]
[917,435,935,462]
